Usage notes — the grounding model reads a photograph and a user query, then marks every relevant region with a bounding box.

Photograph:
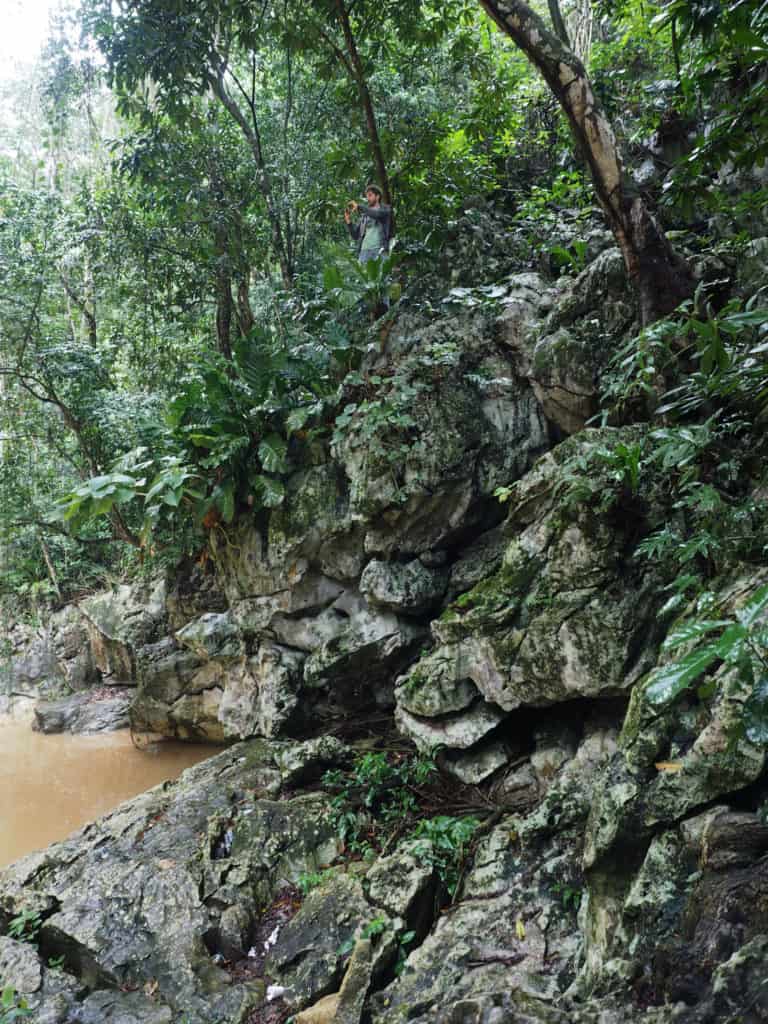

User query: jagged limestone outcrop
[584,568,768,870]
[394,427,667,765]
[502,249,636,435]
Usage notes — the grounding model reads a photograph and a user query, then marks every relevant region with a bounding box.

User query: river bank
[0,715,216,868]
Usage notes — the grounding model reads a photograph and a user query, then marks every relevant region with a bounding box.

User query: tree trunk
[207,65,294,288]
[236,278,255,337]
[215,262,234,361]
[334,0,392,206]
[479,0,694,325]
[547,0,570,47]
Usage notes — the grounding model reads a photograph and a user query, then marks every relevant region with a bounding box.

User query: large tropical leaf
[645,643,722,707]
[253,474,285,508]
[258,433,289,474]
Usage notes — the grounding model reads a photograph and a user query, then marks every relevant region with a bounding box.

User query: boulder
[296,938,373,1024]
[265,873,390,1009]
[360,558,449,615]
[80,581,168,683]
[0,936,80,1022]
[33,689,132,734]
[365,839,437,932]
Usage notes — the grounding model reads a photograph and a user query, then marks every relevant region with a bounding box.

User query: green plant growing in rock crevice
[0,987,31,1023]
[321,750,437,857]
[6,909,42,945]
[408,814,480,897]
[643,583,768,744]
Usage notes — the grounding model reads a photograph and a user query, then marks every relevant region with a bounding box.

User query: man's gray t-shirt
[348,202,392,259]
[360,214,386,255]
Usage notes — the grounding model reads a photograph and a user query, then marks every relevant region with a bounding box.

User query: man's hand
[344,208,351,224]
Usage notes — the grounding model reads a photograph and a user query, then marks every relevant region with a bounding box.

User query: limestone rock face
[369,817,583,1023]
[584,570,768,870]
[0,740,339,1024]
[0,935,81,1023]
[395,429,667,759]
[265,874,383,1007]
[365,839,437,930]
[0,605,98,715]
[334,307,548,558]
[303,599,425,710]
[80,580,168,682]
[503,249,636,435]
[360,558,449,614]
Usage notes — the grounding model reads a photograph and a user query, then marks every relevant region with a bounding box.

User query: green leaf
[645,643,722,706]
[285,406,312,433]
[662,618,732,651]
[736,584,768,629]
[187,432,220,448]
[258,433,289,474]
[744,677,768,744]
[220,484,236,524]
[253,475,285,508]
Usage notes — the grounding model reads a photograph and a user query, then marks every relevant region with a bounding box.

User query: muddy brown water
[0,714,217,869]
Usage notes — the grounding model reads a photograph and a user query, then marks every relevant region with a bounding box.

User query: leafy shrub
[55,323,340,544]
[408,814,480,896]
[643,583,768,742]
[321,751,436,856]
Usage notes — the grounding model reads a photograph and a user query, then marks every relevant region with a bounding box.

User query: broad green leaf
[285,406,312,433]
[91,496,117,516]
[145,475,171,504]
[662,618,731,651]
[187,433,219,448]
[253,475,285,508]
[218,484,235,524]
[162,488,183,507]
[258,433,289,474]
[736,584,768,628]
[645,643,721,706]
[714,621,748,660]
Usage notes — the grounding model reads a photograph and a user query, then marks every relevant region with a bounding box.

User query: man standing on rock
[344,183,392,263]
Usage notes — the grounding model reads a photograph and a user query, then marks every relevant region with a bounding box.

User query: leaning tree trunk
[479,0,694,325]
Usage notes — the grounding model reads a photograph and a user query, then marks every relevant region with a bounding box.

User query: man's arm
[357,202,391,222]
[347,221,361,241]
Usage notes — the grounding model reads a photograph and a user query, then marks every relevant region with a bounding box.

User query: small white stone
[264,925,280,952]
[266,985,286,1002]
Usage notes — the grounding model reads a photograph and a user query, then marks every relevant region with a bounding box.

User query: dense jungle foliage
[0,0,766,618]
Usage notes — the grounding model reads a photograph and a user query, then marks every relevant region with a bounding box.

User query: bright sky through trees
[0,0,53,80]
